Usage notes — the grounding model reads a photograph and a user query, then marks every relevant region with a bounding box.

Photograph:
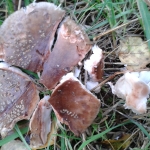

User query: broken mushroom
[49,73,100,136]
[0,2,65,72]
[0,62,39,137]
[0,1,91,90]
[86,80,100,93]
[84,45,104,82]
[29,95,52,149]
[0,1,99,146]
[40,17,91,89]
[108,72,150,114]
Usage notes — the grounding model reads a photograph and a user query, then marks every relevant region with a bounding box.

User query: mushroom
[74,66,81,78]
[136,71,150,85]
[40,17,91,89]
[49,73,100,136]
[108,72,150,114]
[0,2,65,72]
[29,95,52,149]
[84,45,104,82]
[1,140,28,150]
[0,2,91,89]
[0,62,39,137]
[86,80,100,93]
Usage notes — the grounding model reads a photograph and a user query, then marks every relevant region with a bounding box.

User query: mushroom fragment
[49,73,100,136]
[29,95,52,149]
[108,72,150,114]
[40,17,91,89]
[86,81,100,93]
[1,140,28,150]
[0,62,39,137]
[74,66,81,78]
[134,71,150,85]
[84,45,104,81]
[0,2,65,72]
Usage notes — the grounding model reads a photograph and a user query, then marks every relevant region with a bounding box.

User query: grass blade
[6,0,14,14]
[130,119,150,139]
[24,0,30,6]
[61,130,66,150]
[78,121,130,150]
[78,119,150,150]
[14,124,31,150]
[137,0,150,49]
[0,127,28,147]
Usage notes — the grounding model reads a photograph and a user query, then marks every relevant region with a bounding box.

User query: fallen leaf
[101,133,131,150]
[118,37,150,70]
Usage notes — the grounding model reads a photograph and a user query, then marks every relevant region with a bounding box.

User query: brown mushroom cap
[0,62,39,137]
[40,17,91,89]
[0,2,65,72]
[49,73,100,136]
[29,95,52,149]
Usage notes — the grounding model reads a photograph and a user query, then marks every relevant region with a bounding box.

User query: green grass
[137,0,150,49]
[5,0,14,15]
[0,126,28,147]
[1,0,150,149]
[14,124,31,150]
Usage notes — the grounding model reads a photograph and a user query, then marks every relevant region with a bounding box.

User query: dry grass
[1,0,150,150]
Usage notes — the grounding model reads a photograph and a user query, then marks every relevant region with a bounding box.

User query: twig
[91,67,150,92]
[103,68,121,70]
[0,9,7,12]
[90,71,124,92]
[18,0,22,10]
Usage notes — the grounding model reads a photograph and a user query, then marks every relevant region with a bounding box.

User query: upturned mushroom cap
[40,17,92,89]
[84,45,104,81]
[108,72,150,114]
[49,73,100,136]
[0,62,39,137]
[29,95,52,149]
[0,2,65,72]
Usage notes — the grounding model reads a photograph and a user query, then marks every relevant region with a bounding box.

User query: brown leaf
[101,133,131,150]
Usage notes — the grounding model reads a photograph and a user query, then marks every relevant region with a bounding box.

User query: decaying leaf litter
[1,0,150,150]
